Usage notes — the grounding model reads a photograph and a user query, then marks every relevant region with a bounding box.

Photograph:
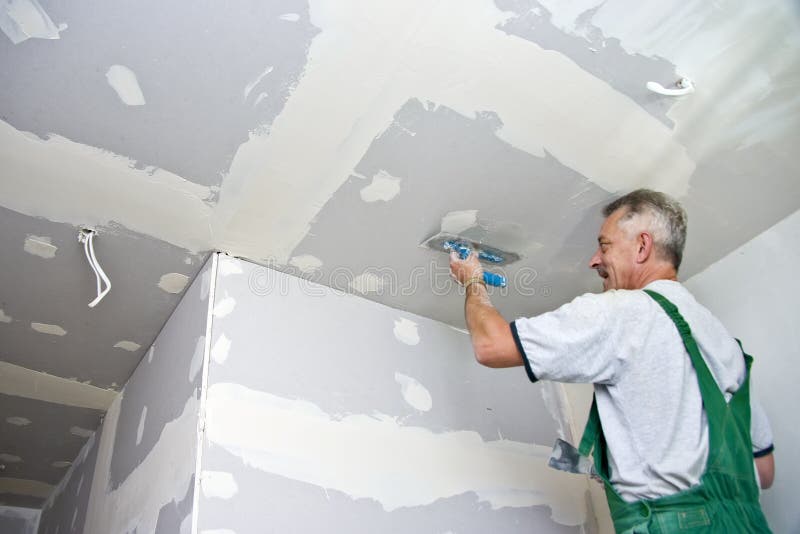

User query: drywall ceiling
[1,0,798,508]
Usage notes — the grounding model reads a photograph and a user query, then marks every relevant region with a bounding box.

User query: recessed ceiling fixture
[78,228,111,307]
[646,77,695,96]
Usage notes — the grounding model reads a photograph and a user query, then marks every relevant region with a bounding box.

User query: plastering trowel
[420,232,521,287]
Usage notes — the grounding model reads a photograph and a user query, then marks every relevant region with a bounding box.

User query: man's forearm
[464,283,523,367]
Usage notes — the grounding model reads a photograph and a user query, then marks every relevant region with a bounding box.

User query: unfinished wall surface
[685,209,800,534]
[0,505,40,534]
[37,256,214,534]
[195,255,594,533]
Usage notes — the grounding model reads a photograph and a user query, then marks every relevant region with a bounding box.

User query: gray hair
[603,189,688,270]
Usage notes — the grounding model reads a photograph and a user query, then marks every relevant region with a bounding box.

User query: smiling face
[589,208,640,291]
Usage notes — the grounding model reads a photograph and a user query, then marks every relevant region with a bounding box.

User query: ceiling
[1,0,798,508]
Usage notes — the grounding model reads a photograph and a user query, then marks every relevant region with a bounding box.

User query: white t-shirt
[511,280,774,502]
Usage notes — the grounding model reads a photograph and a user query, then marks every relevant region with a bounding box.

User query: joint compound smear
[105,65,146,106]
[204,383,587,526]
[393,318,420,346]
[394,373,433,412]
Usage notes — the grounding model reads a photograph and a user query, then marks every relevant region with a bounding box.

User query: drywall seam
[0,361,117,410]
[204,382,587,526]
[191,253,219,534]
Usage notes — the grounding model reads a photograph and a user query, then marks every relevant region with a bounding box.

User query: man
[450,189,775,532]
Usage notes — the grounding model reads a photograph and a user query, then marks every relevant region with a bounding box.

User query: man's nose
[588,250,601,270]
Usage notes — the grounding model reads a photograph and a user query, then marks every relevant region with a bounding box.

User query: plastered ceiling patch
[211,334,232,365]
[201,471,239,499]
[289,254,323,273]
[393,318,420,346]
[158,273,190,294]
[147,344,155,363]
[0,453,22,463]
[113,340,141,352]
[244,66,274,100]
[0,0,64,44]
[440,210,479,235]
[394,372,432,412]
[30,322,66,336]
[70,426,93,438]
[6,416,31,426]
[51,460,72,468]
[136,406,147,446]
[0,361,116,410]
[105,65,146,106]
[359,170,402,202]
[279,13,300,22]
[23,235,57,258]
[204,383,587,525]
[349,272,385,294]
[0,309,12,323]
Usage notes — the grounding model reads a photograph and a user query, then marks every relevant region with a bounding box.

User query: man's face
[588,209,639,291]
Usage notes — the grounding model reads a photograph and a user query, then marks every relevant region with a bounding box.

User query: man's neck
[633,264,678,290]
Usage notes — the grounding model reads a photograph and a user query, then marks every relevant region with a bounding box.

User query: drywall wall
[37,256,215,534]
[685,209,800,534]
[196,254,596,533]
[0,505,40,534]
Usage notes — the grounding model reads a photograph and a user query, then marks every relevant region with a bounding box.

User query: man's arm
[755,453,774,489]
[450,252,523,368]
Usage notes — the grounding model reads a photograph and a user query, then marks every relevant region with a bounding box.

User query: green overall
[578,289,772,533]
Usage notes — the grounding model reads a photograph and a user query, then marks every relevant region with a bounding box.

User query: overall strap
[643,289,727,418]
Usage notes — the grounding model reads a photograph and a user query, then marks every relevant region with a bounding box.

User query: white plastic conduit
[78,228,111,307]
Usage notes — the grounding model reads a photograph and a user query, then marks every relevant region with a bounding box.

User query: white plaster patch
[243,66,274,100]
[0,309,11,323]
[349,272,385,294]
[201,471,239,500]
[393,318,420,346]
[204,383,587,525]
[359,170,402,202]
[0,361,116,410]
[136,406,147,446]
[218,257,243,276]
[76,474,84,495]
[213,295,236,318]
[23,234,57,258]
[440,210,479,235]
[51,460,72,468]
[113,340,141,352]
[0,453,22,463]
[289,254,323,273]
[0,0,64,44]
[394,373,433,412]
[279,13,300,22]
[189,336,206,382]
[158,272,190,294]
[184,256,193,265]
[147,344,155,363]
[6,416,31,426]
[30,322,66,336]
[201,268,212,301]
[70,426,93,438]
[105,65,146,106]
[211,334,232,365]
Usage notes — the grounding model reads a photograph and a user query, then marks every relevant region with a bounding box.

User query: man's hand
[449,251,484,285]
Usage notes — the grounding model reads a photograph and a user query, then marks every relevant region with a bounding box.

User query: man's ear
[637,232,654,263]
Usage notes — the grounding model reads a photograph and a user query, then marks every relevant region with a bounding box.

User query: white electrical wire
[81,230,111,307]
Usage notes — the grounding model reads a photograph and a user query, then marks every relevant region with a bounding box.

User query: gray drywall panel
[0,393,103,505]
[154,475,195,534]
[0,205,206,389]
[0,0,318,187]
[0,506,39,534]
[288,98,613,328]
[108,255,211,489]
[36,431,100,534]
[196,255,589,533]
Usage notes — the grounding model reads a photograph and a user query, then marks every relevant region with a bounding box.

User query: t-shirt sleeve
[750,396,774,457]
[510,291,631,385]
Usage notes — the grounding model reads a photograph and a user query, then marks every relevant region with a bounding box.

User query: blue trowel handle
[483,272,506,288]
